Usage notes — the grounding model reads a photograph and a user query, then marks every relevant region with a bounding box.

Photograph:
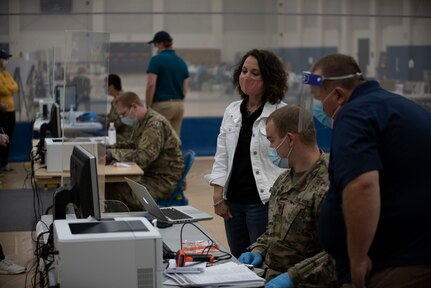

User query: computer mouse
[154,219,173,229]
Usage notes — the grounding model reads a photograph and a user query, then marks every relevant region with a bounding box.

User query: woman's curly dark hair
[232,49,288,105]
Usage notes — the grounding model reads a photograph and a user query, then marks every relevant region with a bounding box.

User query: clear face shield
[302,71,363,87]
[301,71,363,126]
[298,89,314,133]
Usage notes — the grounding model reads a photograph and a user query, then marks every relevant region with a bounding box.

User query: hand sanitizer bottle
[108,122,116,145]
[69,105,76,125]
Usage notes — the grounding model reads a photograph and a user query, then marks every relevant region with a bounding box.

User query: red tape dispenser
[175,250,215,267]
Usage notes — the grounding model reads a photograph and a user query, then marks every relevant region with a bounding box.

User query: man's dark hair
[108,74,122,91]
[311,53,365,89]
[232,49,288,105]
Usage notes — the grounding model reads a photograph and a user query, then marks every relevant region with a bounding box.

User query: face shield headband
[302,71,362,86]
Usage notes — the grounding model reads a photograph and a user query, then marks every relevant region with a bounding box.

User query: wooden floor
[0,157,226,288]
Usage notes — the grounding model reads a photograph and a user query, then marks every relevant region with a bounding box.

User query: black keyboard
[161,208,192,220]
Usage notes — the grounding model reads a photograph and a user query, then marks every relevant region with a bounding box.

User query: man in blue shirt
[304,53,431,287]
[146,31,189,136]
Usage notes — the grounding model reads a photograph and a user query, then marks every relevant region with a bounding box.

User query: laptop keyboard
[161,208,193,220]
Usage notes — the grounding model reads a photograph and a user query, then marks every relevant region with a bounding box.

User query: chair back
[156,150,195,207]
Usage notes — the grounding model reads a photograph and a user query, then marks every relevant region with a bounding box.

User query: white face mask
[1,60,8,67]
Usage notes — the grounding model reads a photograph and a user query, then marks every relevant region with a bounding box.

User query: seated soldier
[105,91,184,210]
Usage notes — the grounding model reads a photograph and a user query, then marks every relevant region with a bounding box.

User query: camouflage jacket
[249,153,338,287]
[106,102,133,143]
[109,108,184,199]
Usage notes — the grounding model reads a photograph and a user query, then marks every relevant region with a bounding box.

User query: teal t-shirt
[146,49,189,102]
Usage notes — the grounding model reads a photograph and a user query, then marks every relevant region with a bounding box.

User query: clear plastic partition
[59,31,110,210]
[6,48,56,121]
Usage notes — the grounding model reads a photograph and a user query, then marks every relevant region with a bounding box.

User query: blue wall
[10,117,332,162]
[180,117,222,156]
[180,117,332,156]
[385,45,431,81]
[9,122,33,162]
[273,47,338,74]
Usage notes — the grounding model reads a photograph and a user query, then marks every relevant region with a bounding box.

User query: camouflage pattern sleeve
[108,109,184,200]
[249,172,288,257]
[288,251,337,287]
[109,114,163,169]
[106,103,122,130]
[250,154,337,286]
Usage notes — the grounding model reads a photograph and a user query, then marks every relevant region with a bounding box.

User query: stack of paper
[165,259,207,274]
[164,262,265,287]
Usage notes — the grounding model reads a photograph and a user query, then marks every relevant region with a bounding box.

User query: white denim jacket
[204,100,287,204]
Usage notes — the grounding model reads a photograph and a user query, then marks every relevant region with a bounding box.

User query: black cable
[178,222,232,263]
[30,144,49,225]
[34,230,59,288]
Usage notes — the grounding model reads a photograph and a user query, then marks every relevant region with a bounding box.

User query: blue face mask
[103,86,109,96]
[312,99,332,128]
[268,136,289,168]
[121,116,138,126]
[268,148,289,168]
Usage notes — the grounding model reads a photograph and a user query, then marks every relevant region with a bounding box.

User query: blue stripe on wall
[386,45,431,81]
[180,117,332,156]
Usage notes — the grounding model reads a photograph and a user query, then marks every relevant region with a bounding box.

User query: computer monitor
[53,145,101,220]
[55,85,77,112]
[39,102,62,139]
[37,103,62,164]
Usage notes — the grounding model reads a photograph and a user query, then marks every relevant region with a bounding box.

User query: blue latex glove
[265,273,294,288]
[238,252,263,267]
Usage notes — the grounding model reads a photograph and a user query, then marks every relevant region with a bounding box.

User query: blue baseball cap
[0,49,12,59]
[148,31,172,44]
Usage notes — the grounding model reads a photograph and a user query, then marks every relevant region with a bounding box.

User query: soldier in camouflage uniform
[105,74,133,143]
[105,91,184,210]
[239,105,338,287]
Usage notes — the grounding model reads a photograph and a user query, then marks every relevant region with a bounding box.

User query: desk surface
[33,162,144,186]
[33,113,103,132]
[43,212,232,288]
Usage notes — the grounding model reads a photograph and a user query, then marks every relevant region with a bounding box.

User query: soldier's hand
[104,152,114,165]
[238,252,263,267]
[264,273,294,288]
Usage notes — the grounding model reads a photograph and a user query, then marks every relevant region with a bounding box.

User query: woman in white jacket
[205,49,288,257]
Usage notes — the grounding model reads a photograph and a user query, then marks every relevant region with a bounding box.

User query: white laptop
[125,177,213,224]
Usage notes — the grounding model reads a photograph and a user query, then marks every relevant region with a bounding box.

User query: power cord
[178,222,232,263]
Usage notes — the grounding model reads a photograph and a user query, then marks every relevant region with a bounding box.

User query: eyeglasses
[118,106,133,118]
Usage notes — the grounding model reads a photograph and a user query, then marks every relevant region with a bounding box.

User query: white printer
[53,217,163,288]
[44,138,99,172]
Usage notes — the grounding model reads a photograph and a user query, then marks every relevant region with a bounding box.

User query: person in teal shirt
[145,31,189,136]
